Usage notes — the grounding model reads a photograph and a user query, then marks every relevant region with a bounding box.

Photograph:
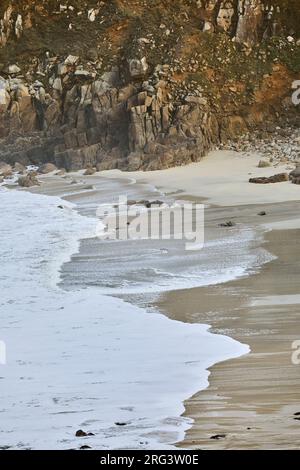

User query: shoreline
[0,172,249,449]
[156,225,300,449]
[97,150,300,448]
[3,148,300,448]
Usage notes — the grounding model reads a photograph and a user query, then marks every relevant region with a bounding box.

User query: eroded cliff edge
[0,0,299,171]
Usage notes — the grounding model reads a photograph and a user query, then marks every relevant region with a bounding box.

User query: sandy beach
[4,149,300,449]
[102,150,300,206]
[98,150,300,449]
[158,214,300,449]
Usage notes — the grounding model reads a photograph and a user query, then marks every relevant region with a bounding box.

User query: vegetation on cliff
[0,1,299,171]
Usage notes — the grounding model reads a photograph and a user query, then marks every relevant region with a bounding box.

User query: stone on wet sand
[127,199,164,208]
[75,429,95,437]
[219,221,236,227]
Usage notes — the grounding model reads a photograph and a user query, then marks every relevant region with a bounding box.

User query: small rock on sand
[75,429,95,437]
[219,221,236,227]
[127,199,164,208]
[210,434,226,440]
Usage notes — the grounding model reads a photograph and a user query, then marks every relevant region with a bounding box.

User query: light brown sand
[99,152,300,449]
[102,150,299,206]
[156,210,300,450]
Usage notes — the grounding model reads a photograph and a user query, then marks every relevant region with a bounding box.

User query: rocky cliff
[0,1,299,171]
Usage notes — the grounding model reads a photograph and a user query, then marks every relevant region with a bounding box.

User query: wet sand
[156,211,300,449]
[100,151,300,448]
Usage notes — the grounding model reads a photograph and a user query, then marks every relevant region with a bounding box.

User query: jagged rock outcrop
[0,1,299,171]
[0,68,221,171]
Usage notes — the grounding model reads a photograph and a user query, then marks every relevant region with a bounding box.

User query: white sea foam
[64,224,273,296]
[0,186,249,450]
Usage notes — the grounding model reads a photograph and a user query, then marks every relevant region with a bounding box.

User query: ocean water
[61,229,271,296]
[0,186,249,450]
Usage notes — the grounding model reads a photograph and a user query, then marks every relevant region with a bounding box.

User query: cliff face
[0,1,299,171]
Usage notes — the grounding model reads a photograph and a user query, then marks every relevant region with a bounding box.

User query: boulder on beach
[0,162,13,178]
[219,221,236,227]
[291,177,300,185]
[14,162,26,174]
[38,163,57,174]
[249,173,289,184]
[56,168,66,176]
[84,166,96,176]
[75,429,95,437]
[258,160,271,168]
[18,173,40,187]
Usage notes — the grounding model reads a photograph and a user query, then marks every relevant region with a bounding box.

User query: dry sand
[103,150,299,206]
